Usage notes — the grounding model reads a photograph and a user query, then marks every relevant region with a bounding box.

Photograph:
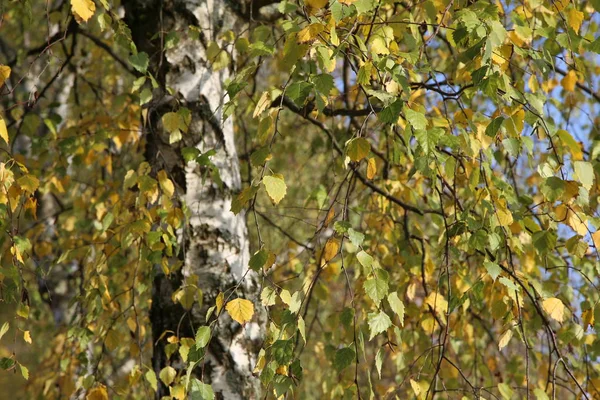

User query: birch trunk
[123,0,265,398]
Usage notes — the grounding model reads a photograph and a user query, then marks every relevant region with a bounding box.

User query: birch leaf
[86,385,109,400]
[0,65,10,87]
[298,23,325,43]
[367,157,376,179]
[543,297,566,322]
[226,298,254,325]
[346,137,370,162]
[0,118,8,145]
[263,175,287,205]
[323,238,339,262]
[498,329,512,350]
[71,0,96,22]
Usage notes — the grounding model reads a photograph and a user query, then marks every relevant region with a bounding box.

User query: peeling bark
[123,0,265,398]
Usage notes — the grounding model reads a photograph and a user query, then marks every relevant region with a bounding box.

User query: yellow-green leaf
[226,298,254,325]
[347,137,370,162]
[17,175,39,193]
[159,366,176,385]
[263,175,287,205]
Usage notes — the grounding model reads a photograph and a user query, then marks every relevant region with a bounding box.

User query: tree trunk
[123,1,264,398]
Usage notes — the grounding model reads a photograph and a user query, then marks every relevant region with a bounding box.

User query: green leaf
[250,147,271,167]
[195,326,211,348]
[368,310,392,340]
[0,357,14,369]
[272,339,294,365]
[364,269,389,306]
[347,228,364,246]
[354,0,376,14]
[532,230,557,253]
[485,116,504,137]
[346,137,371,162]
[378,99,402,124]
[312,73,334,95]
[484,261,501,281]
[333,346,355,371]
[541,177,565,202]
[404,107,428,130]
[287,81,313,105]
[189,379,215,400]
[263,175,287,205]
[249,249,269,271]
[414,128,443,155]
[128,52,149,73]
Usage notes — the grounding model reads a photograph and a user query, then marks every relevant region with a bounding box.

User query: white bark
[125,0,264,397]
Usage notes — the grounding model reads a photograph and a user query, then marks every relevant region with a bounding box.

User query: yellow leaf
[305,0,328,14]
[367,157,377,179]
[253,91,271,119]
[498,329,512,350]
[410,379,421,396]
[324,208,335,227]
[0,118,8,145]
[306,0,328,7]
[71,0,96,22]
[567,8,584,32]
[298,23,325,43]
[555,204,588,236]
[86,385,109,400]
[0,65,10,87]
[425,292,448,315]
[542,297,565,322]
[495,204,513,227]
[226,298,254,325]
[157,170,175,197]
[592,230,600,251]
[552,0,569,12]
[23,330,32,344]
[323,238,339,262]
[561,70,577,92]
[216,292,224,314]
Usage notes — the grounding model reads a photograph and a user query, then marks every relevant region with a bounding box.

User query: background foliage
[1,0,600,398]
